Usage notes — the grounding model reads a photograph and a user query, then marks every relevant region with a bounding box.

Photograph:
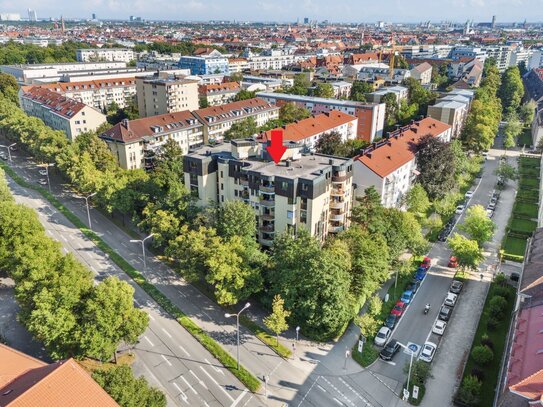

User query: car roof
[395,300,405,305]
[435,320,446,326]
[402,290,413,295]
[447,292,457,297]
[425,341,437,347]
[379,326,390,332]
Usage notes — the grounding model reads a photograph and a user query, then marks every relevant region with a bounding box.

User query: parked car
[0,153,6,160]
[487,202,496,211]
[465,190,474,199]
[374,326,391,347]
[455,205,465,214]
[419,342,437,362]
[432,320,447,336]
[414,268,427,281]
[510,272,520,282]
[450,280,464,294]
[379,339,400,361]
[439,305,452,321]
[390,301,406,317]
[384,314,399,330]
[38,169,48,176]
[448,256,458,268]
[400,290,414,304]
[486,209,494,218]
[437,231,448,242]
[482,152,489,159]
[37,178,47,185]
[444,292,458,307]
[420,256,432,270]
[406,280,421,294]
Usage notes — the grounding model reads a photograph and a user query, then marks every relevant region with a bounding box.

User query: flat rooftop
[256,91,381,108]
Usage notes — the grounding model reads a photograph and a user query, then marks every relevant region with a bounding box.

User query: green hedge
[513,202,539,219]
[0,162,261,392]
[239,315,292,359]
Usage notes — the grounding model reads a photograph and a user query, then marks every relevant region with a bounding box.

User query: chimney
[122,118,129,130]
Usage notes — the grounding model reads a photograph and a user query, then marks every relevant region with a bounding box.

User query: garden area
[455,274,515,406]
[517,128,533,148]
[501,157,540,262]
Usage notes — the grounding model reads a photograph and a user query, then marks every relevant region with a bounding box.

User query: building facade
[99,111,204,170]
[367,86,409,104]
[410,62,433,85]
[76,48,135,63]
[198,82,240,106]
[136,73,200,117]
[178,50,230,75]
[184,140,354,246]
[19,87,106,141]
[256,91,386,142]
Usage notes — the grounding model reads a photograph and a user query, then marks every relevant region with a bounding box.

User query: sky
[3,0,543,23]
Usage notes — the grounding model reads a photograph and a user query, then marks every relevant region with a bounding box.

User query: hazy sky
[4,0,543,23]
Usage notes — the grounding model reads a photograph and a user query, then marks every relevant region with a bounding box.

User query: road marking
[89,265,96,273]
[380,360,396,366]
[179,345,191,357]
[144,336,154,347]
[121,242,127,247]
[189,370,208,390]
[230,389,248,407]
[333,398,344,405]
[317,384,327,393]
[177,289,186,298]
[62,248,68,254]
[297,376,320,407]
[205,358,224,375]
[180,375,197,395]
[161,354,172,366]
[198,366,234,401]
[106,229,112,235]
[320,377,357,407]
[46,230,53,236]
[60,235,67,242]
[161,328,172,338]
[148,314,155,321]
[173,382,189,403]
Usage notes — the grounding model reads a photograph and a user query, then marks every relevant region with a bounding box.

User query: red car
[420,256,432,270]
[390,301,406,317]
[448,256,458,268]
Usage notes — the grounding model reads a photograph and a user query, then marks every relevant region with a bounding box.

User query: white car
[444,292,458,307]
[419,342,437,362]
[487,202,496,211]
[38,169,47,176]
[37,178,47,185]
[465,191,474,199]
[374,326,391,347]
[486,209,494,218]
[455,205,465,215]
[432,320,447,336]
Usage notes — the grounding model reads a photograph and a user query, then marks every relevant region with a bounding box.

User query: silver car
[419,342,437,362]
[374,326,391,347]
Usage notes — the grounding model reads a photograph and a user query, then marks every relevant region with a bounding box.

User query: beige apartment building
[136,73,199,117]
[28,77,136,110]
[192,98,280,143]
[19,86,106,141]
[184,140,354,246]
[198,82,240,106]
[76,48,135,63]
[99,111,204,170]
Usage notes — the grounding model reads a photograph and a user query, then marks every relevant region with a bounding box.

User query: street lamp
[397,341,416,401]
[295,326,300,342]
[130,233,154,271]
[74,192,97,230]
[0,142,16,161]
[225,302,250,370]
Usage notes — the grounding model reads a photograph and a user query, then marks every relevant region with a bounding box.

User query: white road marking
[62,248,68,254]
[161,354,172,366]
[178,345,191,357]
[333,398,344,405]
[89,265,96,273]
[205,358,224,375]
[161,328,172,338]
[180,375,197,395]
[148,314,155,321]
[198,366,234,401]
[297,376,320,407]
[60,235,67,242]
[46,230,53,236]
[173,382,189,404]
[317,384,327,393]
[121,242,127,247]
[230,389,249,407]
[144,336,154,347]
[106,229,112,235]
[189,370,208,390]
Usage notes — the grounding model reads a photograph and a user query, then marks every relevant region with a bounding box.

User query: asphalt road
[5,177,251,407]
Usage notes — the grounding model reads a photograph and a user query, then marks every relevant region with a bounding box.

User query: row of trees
[0,41,96,64]
[133,41,226,55]
[315,131,368,158]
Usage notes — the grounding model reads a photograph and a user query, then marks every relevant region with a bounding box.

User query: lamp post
[74,192,97,230]
[295,326,300,342]
[225,302,250,370]
[397,341,416,400]
[0,142,16,161]
[130,233,154,271]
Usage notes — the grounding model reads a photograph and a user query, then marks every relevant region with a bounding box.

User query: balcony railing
[329,225,345,233]
[261,213,275,221]
[240,178,249,186]
[330,201,345,209]
[330,213,344,221]
[259,225,275,233]
[331,188,346,196]
[260,185,275,193]
[260,199,275,207]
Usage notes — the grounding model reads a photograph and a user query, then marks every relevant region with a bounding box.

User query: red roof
[193,98,277,124]
[199,81,240,95]
[20,87,89,119]
[25,77,136,93]
[510,369,543,401]
[355,117,451,178]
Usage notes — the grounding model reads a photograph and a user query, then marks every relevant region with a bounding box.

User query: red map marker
[266,129,287,164]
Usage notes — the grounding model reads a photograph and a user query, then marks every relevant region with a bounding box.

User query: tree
[214,200,257,243]
[93,366,166,407]
[471,345,494,366]
[279,102,310,123]
[499,66,524,118]
[233,89,256,101]
[79,277,149,361]
[403,77,436,115]
[350,81,373,101]
[519,100,536,127]
[315,131,343,155]
[460,205,496,247]
[404,184,430,215]
[447,233,483,270]
[313,83,334,98]
[456,375,482,406]
[223,117,258,141]
[503,115,523,149]
[263,294,291,345]
[350,186,386,235]
[494,161,518,183]
[0,73,19,105]
[229,72,243,83]
[199,96,209,108]
[382,92,399,129]
[286,74,311,96]
[416,135,456,200]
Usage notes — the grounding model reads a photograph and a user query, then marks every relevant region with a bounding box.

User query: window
[282,181,288,189]
[301,183,309,191]
[287,210,294,219]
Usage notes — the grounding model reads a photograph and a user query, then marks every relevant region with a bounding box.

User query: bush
[456,375,482,406]
[470,366,485,382]
[367,296,383,317]
[404,360,432,386]
[480,334,494,350]
[494,272,507,286]
[493,286,511,300]
[471,345,494,366]
[487,316,500,331]
[355,314,380,338]
[488,295,508,319]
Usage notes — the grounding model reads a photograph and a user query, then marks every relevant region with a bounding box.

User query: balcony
[260,185,275,193]
[330,200,345,209]
[240,178,249,186]
[329,225,345,233]
[332,171,348,182]
[259,224,275,233]
[261,212,275,221]
[259,237,274,246]
[330,213,344,222]
[331,188,346,197]
[260,198,275,207]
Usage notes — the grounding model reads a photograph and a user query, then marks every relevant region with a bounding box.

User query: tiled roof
[193,97,278,124]
[355,117,451,178]
[101,110,201,143]
[199,81,240,95]
[259,110,357,143]
[412,62,432,73]
[510,368,543,401]
[27,77,136,93]
[0,344,118,407]
[20,87,88,119]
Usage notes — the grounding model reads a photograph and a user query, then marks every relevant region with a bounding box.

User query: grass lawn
[78,353,135,374]
[503,235,528,257]
[516,189,539,203]
[513,202,539,219]
[517,129,533,147]
[509,218,537,234]
[460,283,515,407]
[519,178,540,189]
[519,157,540,170]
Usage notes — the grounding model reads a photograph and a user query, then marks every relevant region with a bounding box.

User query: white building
[76,48,135,63]
[410,62,433,85]
[367,86,409,104]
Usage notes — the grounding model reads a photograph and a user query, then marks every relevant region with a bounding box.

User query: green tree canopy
[313,83,335,98]
[223,117,258,141]
[279,102,311,123]
[416,135,456,200]
[459,205,496,247]
[447,233,484,270]
[263,294,291,345]
[315,131,343,155]
[498,66,524,118]
[350,81,373,101]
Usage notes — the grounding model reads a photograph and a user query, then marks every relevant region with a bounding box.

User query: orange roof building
[0,344,119,407]
[353,117,452,208]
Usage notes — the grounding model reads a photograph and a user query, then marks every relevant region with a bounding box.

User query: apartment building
[241,75,285,92]
[228,58,249,73]
[178,49,230,75]
[256,91,385,142]
[19,87,106,141]
[246,54,297,71]
[531,99,543,148]
[192,98,279,143]
[367,86,409,104]
[259,110,358,151]
[184,140,354,246]
[198,82,240,106]
[353,117,452,208]
[76,48,135,63]
[427,89,474,138]
[136,73,199,117]
[410,62,433,85]
[99,110,204,170]
[29,77,136,110]
[356,65,412,84]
